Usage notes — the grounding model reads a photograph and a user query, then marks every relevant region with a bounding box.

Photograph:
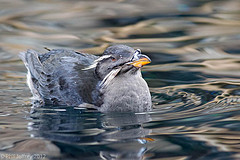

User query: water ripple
[0,0,240,159]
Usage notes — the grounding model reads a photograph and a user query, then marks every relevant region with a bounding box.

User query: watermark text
[0,153,46,159]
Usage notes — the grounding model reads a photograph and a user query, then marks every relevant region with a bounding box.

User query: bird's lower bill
[129,57,151,68]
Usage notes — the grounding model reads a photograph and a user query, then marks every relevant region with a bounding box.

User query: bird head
[84,45,151,88]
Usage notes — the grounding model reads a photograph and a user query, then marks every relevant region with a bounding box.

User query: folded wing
[19,49,99,106]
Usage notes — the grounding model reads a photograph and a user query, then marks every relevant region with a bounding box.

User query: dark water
[1,0,240,159]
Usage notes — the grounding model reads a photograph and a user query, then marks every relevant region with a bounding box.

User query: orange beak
[129,54,151,68]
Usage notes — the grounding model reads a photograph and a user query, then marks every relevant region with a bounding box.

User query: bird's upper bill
[127,49,151,68]
[129,55,151,68]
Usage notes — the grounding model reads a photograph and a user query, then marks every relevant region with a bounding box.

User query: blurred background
[0,0,240,159]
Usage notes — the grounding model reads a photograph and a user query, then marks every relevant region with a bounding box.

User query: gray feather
[20,49,99,106]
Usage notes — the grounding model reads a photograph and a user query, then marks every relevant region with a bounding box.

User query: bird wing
[19,49,99,106]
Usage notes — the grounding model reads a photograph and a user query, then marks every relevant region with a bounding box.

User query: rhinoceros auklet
[19,45,152,112]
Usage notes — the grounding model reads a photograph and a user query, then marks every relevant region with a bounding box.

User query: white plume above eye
[82,55,112,70]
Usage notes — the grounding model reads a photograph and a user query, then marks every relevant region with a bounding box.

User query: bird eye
[111,57,117,61]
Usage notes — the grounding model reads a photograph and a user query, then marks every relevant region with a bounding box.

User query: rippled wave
[0,0,240,159]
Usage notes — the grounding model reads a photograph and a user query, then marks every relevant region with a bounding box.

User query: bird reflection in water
[29,106,153,159]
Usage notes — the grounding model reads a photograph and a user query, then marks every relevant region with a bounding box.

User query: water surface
[1,0,240,159]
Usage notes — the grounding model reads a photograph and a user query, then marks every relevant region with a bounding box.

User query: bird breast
[98,71,152,112]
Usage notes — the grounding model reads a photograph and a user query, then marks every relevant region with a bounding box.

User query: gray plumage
[19,45,152,112]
